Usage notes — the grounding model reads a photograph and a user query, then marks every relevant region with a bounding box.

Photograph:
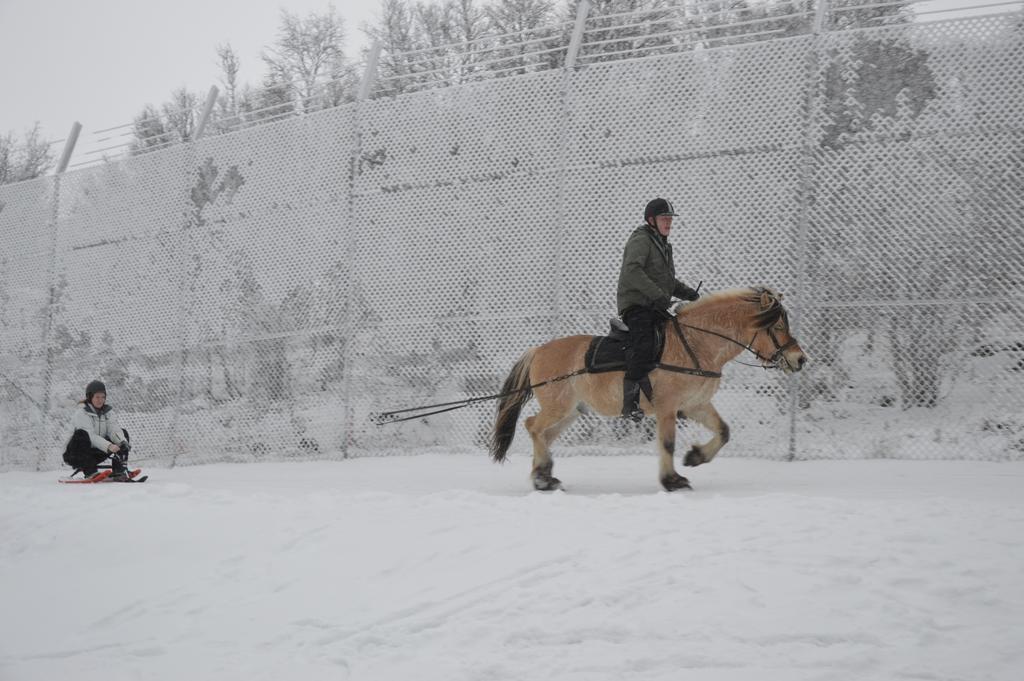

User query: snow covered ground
[2,455,1023,681]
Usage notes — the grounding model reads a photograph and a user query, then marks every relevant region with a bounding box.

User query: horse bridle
[757,330,798,368]
[673,309,798,371]
[761,311,800,367]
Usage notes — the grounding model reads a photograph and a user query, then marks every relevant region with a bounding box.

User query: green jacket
[616,224,696,314]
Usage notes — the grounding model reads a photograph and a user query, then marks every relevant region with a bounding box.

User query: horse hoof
[684,447,704,467]
[533,476,563,491]
[661,473,692,492]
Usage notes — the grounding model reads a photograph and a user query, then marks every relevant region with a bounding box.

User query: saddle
[584,318,666,374]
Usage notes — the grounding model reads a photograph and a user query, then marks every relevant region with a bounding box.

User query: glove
[653,297,680,318]
[680,287,700,302]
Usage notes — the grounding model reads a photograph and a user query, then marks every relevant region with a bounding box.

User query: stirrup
[610,317,629,333]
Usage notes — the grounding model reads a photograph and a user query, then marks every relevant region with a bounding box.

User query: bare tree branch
[0,123,54,184]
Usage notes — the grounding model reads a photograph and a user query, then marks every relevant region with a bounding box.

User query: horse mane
[683,287,785,330]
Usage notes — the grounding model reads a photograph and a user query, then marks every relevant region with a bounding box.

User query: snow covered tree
[130,104,170,153]
[261,5,348,112]
[567,0,677,62]
[218,43,242,113]
[412,0,458,84]
[244,70,296,123]
[213,43,244,132]
[0,123,54,184]
[828,0,911,31]
[368,0,421,93]
[454,0,490,48]
[163,88,198,141]
[486,0,555,34]
[486,0,557,74]
[130,88,200,153]
[411,0,496,86]
[369,0,562,91]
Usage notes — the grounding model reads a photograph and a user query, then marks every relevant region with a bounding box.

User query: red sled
[59,470,113,484]
[59,469,146,484]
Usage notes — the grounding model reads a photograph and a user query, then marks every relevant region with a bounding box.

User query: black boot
[110,452,129,479]
[621,378,644,422]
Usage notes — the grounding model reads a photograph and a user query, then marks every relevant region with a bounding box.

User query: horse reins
[373,369,588,425]
[654,281,786,374]
[374,313,795,426]
[657,318,721,379]
[672,316,798,371]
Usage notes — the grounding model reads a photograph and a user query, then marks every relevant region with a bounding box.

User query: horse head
[745,287,807,373]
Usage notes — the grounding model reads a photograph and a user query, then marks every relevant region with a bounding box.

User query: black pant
[63,428,130,474]
[623,306,661,381]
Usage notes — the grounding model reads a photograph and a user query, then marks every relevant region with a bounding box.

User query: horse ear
[759,290,773,309]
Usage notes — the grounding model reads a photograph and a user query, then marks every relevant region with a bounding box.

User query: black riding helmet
[644,198,677,223]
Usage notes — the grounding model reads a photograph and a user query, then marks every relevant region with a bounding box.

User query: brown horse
[490,287,808,491]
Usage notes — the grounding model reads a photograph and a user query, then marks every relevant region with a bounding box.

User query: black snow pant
[63,428,130,475]
[622,306,661,381]
[620,306,663,418]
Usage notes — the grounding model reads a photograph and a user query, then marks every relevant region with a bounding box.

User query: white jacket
[72,403,127,452]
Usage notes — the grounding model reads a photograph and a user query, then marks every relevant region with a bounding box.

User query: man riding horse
[617,198,700,421]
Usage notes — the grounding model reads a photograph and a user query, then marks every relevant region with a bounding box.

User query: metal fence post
[359,42,382,102]
[814,0,830,34]
[38,122,82,469]
[565,0,591,71]
[552,1,591,335]
[170,87,218,467]
[193,85,220,141]
[787,1,830,461]
[339,42,381,458]
[54,122,82,174]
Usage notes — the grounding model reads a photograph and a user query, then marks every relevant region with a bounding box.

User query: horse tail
[490,348,536,463]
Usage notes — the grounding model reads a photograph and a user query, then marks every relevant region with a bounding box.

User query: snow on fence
[1,4,1022,470]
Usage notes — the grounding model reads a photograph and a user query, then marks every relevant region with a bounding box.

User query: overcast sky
[0,0,380,148]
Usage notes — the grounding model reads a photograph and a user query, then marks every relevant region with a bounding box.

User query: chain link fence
[1,10,1022,470]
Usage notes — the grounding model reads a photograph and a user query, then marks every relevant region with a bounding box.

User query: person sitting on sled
[63,379,132,480]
